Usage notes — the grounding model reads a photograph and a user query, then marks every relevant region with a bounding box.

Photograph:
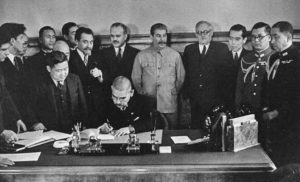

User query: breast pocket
[163,61,176,77]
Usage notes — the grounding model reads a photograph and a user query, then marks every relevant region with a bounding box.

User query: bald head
[112,76,131,91]
[53,40,70,60]
[111,76,133,110]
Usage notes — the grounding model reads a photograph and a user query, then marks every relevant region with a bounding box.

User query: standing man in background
[183,21,229,130]
[62,22,78,51]
[100,22,139,85]
[263,21,300,166]
[53,40,70,60]
[28,26,56,80]
[224,24,251,110]
[69,27,108,127]
[235,22,274,114]
[132,23,185,129]
[0,23,32,132]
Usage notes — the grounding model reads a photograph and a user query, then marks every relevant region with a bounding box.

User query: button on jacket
[131,46,185,113]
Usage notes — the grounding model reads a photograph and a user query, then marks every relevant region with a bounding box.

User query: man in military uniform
[98,76,155,137]
[262,21,300,166]
[235,22,274,114]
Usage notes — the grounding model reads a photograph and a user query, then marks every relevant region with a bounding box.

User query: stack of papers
[15,130,71,150]
[0,152,41,162]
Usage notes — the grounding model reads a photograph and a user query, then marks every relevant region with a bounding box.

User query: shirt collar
[114,43,126,55]
[198,43,210,53]
[51,78,64,86]
[76,48,87,61]
[7,53,16,65]
[232,48,243,58]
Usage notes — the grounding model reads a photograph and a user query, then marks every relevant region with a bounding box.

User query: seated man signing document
[98,76,153,137]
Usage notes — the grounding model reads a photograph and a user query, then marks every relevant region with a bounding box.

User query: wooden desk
[0,130,276,182]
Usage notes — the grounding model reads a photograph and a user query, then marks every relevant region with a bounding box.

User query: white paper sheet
[17,130,43,139]
[170,136,191,144]
[43,130,71,140]
[0,152,41,162]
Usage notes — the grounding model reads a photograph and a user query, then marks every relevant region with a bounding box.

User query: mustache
[113,41,119,44]
[158,42,167,44]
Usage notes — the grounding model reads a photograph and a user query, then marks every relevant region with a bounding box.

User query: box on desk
[226,114,259,152]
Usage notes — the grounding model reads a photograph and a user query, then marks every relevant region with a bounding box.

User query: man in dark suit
[100,22,139,85]
[31,51,87,133]
[28,26,56,81]
[98,76,154,136]
[224,24,251,110]
[183,21,230,129]
[0,23,32,131]
[0,27,26,144]
[69,27,107,128]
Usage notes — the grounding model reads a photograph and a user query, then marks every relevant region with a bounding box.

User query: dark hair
[272,21,293,36]
[251,22,271,34]
[39,26,56,38]
[150,23,167,36]
[47,51,68,68]
[110,22,127,34]
[0,23,26,39]
[62,22,77,36]
[0,27,12,45]
[75,27,94,41]
[229,24,247,38]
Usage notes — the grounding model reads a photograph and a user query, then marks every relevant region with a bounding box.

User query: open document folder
[15,130,71,149]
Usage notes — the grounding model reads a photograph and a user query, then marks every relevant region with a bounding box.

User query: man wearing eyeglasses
[183,21,230,129]
[235,22,274,115]
[262,21,300,166]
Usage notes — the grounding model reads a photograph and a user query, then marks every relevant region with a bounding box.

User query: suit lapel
[65,76,74,110]
[46,77,57,114]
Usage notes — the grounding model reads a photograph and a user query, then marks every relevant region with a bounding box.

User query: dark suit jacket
[183,42,230,112]
[264,45,300,141]
[100,45,139,84]
[0,57,35,126]
[32,73,88,133]
[69,50,108,127]
[105,94,154,133]
[27,51,52,82]
[223,48,252,110]
[0,83,21,133]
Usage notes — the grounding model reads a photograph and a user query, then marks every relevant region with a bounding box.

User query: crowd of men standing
[0,20,299,167]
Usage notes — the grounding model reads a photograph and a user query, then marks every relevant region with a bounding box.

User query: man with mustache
[69,27,108,128]
[100,22,139,85]
[98,76,154,136]
[183,21,230,130]
[28,26,56,82]
[132,23,185,129]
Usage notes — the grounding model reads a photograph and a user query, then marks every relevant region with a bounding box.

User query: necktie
[57,81,63,91]
[201,46,206,56]
[234,52,239,61]
[14,57,22,71]
[117,48,122,62]
[83,55,88,66]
